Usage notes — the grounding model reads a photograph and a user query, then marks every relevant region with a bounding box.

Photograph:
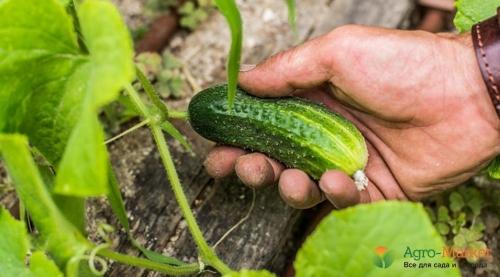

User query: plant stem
[168,110,188,120]
[135,65,170,119]
[98,248,200,275]
[150,125,231,273]
[125,85,232,274]
[104,119,149,145]
[125,84,152,117]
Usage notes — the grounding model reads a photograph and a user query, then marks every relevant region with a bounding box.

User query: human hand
[204,25,500,209]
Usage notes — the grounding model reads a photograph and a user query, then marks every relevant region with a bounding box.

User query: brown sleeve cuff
[472,8,500,117]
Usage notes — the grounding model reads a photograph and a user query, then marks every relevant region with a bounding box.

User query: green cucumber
[188,85,369,190]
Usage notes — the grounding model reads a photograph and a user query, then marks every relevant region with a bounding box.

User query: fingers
[204,146,245,178]
[206,147,324,208]
[239,33,333,97]
[278,169,324,209]
[319,170,361,209]
[235,153,284,188]
[205,146,285,188]
[205,147,384,210]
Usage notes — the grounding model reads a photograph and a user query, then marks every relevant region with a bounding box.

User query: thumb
[239,32,336,97]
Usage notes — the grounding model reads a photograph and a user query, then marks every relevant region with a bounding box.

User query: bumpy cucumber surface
[188,85,369,189]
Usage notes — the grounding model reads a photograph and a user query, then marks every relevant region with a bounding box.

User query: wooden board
[99,1,415,276]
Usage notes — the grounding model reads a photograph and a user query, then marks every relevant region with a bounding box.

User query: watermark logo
[373,246,393,268]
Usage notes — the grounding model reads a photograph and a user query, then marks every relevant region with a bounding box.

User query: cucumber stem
[125,84,232,274]
[353,170,368,191]
[168,110,188,120]
[98,248,201,275]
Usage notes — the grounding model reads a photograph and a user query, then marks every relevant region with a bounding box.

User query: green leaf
[35,159,87,233]
[487,156,500,179]
[0,134,89,267]
[160,121,193,153]
[436,222,450,235]
[467,196,483,216]
[180,16,198,30]
[136,52,163,76]
[133,242,187,266]
[284,0,297,37]
[136,65,170,120]
[437,206,450,222]
[466,241,487,263]
[214,0,242,109]
[468,240,487,250]
[294,201,459,277]
[471,219,485,232]
[55,0,135,196]
[162,51,183,69]
[223,269,276,277]
[449,192,465,213]
[454,0,500,32]
[0,0,134,197]
[107,163,188,267]
[424,206,436,222]
[52,195,86,233]
[461,228,482,242]
[55,110,108,196]
[453,233,467,248]
[451,212,467,234]
[0,208,63,277]
[179,2,195,14]
[29,252,65,277]
[107,163,130,231]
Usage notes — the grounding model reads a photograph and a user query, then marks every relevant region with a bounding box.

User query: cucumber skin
[188,85,368,180]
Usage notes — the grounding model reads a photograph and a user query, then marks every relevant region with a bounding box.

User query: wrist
[443,32,500,161]
[471,10,500,117]
[453,33,500,134]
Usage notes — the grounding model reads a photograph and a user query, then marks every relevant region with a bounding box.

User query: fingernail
[239,64,256,72]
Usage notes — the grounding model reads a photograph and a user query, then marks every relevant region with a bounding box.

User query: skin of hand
[203,25,500,209]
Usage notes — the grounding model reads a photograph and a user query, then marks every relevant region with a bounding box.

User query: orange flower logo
[375,246,388,256]
[373,246,393,268]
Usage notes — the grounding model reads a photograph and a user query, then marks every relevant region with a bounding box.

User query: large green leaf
[0,0,134,196]
[295,202,460,277]
[0,208,63,277]
[0,134,89,267]
[454,0,500,32]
